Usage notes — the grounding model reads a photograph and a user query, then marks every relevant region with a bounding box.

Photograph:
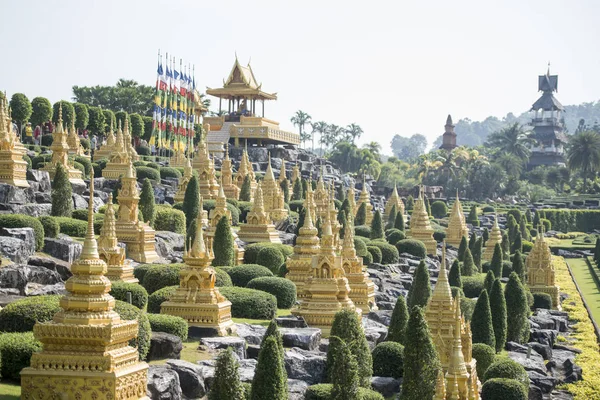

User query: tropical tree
[345,123,363,143]
[311,121,328,153]
[9,93,32,135]
[486,123,533,163]
[290,110,312,149]
[566,130,600,192]
[29,97,53,128]
[73,103,89,131]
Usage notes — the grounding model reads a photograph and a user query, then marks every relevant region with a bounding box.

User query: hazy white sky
[1,0,599,151]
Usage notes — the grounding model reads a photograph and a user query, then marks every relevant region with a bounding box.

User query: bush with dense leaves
[243,243,293,264]
[354,225,371,238]
[371,342,404,378]
[202,199,241,226]
[0,331,42,380]
[395,239,426,259]
[385,229,405,245]
[0,215,44,250]
[256,246,286,274]
[0,295,61,332]
[136,145,151,155]
[141,264,184,294]
[483,358,529,388]
[462,274,486,298]
[532,292,553,310]
[114,300,151,360]
[154,206,186,234]
[247,276,296,308]
[109,281,149,310]
[430,201,448,218]
[304,384,384,400]
[228,264,274,287]
[472,343,496,379]
[135,166,160,183]
[147,285,177,313]
[133,264,152,283]
[147,313,188,341]
[481,378,527,400]
[522,240,533,253]
[367,245,382,263]
[214,267,233,287]
[160,167,182,180]
[38,215,60,238]
[370,241,399,264]
[482,206,496,213]
[54,217,88,237]
[219,287,277,319]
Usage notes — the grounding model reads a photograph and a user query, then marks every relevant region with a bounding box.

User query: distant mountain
[431,100,600,148]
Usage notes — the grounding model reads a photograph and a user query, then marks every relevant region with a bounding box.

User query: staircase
[207,122,234,152]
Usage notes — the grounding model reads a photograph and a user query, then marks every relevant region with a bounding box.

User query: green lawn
[566,258,600,325]
[0,382,20,400]
[546,237,595,250]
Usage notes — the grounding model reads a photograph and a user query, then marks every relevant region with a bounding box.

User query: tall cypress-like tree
[533,211,541,230]
[461,247,476,276]
[209,348,245,400]
[401,306,440,400]
[594,239,600,265]
[507,215,518,244]
[468,204,480,226]
[512,231,522,254]
[387,295,409,344]
[213,216,234,267]
[355,202,367,226]
[329,336,359,400]
[483,270,495,297]
[394,211,405,231]
[519,217,531,241]
[239,175,252,201]
[449,259,462,289]
[407,261,431,310]
[512,250,526,284]
[182,175,199,227]
[501,232,510,258]
[316,216,322,238]
[505,272,530,343]
[469,232,476,250]
[263,319,284,354]
[491,243,503,278]
[292,177,303,201]
[294,207,306,238]
[139,178,156,227]
[473,237,483,272]
[370,210,384,239]
[340,198,352,220]
[406,195,414,211]
[336,184,345,202]
[337,209,347,239]
[251,336,287,400]
[457,236,468,261]
[489,279,507,353]
[425,196,431,217]
[482,227,489,245]
[387,204,397,229]
[471,289,496,349]
[301,179,308,199]
[279,179,289,203]
[51,163,73,217]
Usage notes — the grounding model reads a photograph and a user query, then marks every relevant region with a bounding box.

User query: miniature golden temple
[234,143,256,201]
[408,186,437,255]
[356,177,374,225]
[207,182,244,264]
[174,156,193,203]
[261,155,288,222]
[161,197,236,336]
[93,120,116,161]
[384,183,405,221]
[67,118,88,158]
[237,182,281,244]
[4,103,27,157]
[192,137,219,199]
[483,217,502,262]
[220,143,240,199]
[21,175,148,400]
[115,161,159,263]
[526,227,560,309]
[313,171,329,222]
[0,98,29,187]
[446,191,469,248]
[102,120,131,179]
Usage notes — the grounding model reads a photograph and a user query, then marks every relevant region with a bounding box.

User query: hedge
[243,243,293,264]
[147,313,188,341]
[247,276,297,308]
[532,292,553,310]
[0,295,61,332]
[371,341,404,378]
[542,209,600,233]
[142,264,185,294]
[462,274,486,298]
[154,206,186,234]
[135,166,160,183]
[148,285,177,313]
[109,281,149,310]
[115,300,151,360]
[0,214,44,250]
[38,215,60,238]
[214,267,233,287]
[74,156,92,177]
[32,153,52,169]
[367,246,382,263]
[228,264,274,287]
[472,343,496,379]
[386,229,405,245]
[160,167,182,180]
[54,216,88,237]
[483,358,529,388]
[370,241,399,264]
[256,246,286,274]
[431,201,448,218]
[355,225,371,238]
[481,378,528,400]
[304,384,385,400]
[219,287,277,319]
[133,264,153,283]
[362,251,373,265]
[0,332,42,380]
[395,239,426,259]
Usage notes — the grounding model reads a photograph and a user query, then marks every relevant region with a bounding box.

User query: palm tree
[416,153,443,180]
[494,153,524,177]
[345,123,363,143]
[325,124,344,150]
[486,123,534,163]
[311,121,328,154]
[363,142,382,161]
[290,110,312,149]
[567,130,600,192]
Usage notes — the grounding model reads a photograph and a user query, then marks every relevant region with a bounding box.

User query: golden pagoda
[67,118,88,158]
[115,160,159,263]
[3,102,27,157]
[482,217,502,261]
[347,183,357,215]
[102,120,131,179]
[278,158,288,185]
[161,197,236,336]
[122,119,139,162]
[356,177,374,225]
[207,181,244,264]
[170,149,187,168]
[0,98,29,187]
[328,184,342,250]
[174,156,194,203]
[434,369,447,400]
[234,143,257,200]
[21,175,148,400]
[291,162,301,185]
[192,137,219,199]
[526,226,560,309]
[291,210,359,337]
[41,104,84,185]
[446,191,469,248]
[425,243,480,399]
[286,196,320,300]
[384,183,405,221]
[237,182,281,243]
[93,119,116,161]
[408,186,437,255]
[99,193,137,283]
[313,169,329,221]
[220,143,240,199]
[261,155,288,222]
[305,178,317,223]
[341,212,377,314]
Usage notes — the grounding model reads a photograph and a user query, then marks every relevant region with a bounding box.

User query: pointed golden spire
[433,369,447,400]
[447,295,468,379]
[224,142,230,160]
[265,153,275,181]
[189,196,207,258]
[80,169,99,260]
[254,181,266,213]
[431,241,453,303]
[125,158,135,178]
[302,193,315,230]
[99,193,118,248]
[448,373,460,400]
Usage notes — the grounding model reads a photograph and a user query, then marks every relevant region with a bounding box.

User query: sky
[1,0,599,152]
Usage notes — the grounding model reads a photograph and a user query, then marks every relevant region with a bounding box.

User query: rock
[530,342,552,360]
[529,328,558,346]
[507,350,546,375]
[362,318,388,347]
[279,232,296,245]
[530,315,556,330]
[528,371,558,394]
[235,323,266,346]
[25,282,66,296]
[319,339,329,353]
[166,359,206,399]
[35,192,51,203]
[199,358,257,388]
[43,237,82,264]
[246,344,261,359]
[547,354,582,384]
[529,384,544,400]
[0,236,33,264]
[370,376,402,397]
[0,183,28,204]
[155,231,184,260]
[288,379,309,400]
[70,180,87,195]
[27,255,72,281]
[26,170,51,191]
[146,365,182,400]
[276,315,308,328]
[201,336,246,359]
[280,328,321,351]
[0,227,36,253]
[147,332,183,361]
[0,264,63,296]
[72,193,88,210]
[8,203,52,217]
[284,347,326,385]
[247,147,269,163]
[367,310,393,327]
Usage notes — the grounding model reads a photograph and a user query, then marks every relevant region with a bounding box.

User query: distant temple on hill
[439,114,457,151]
[204,57,300,152]
[528,66,567,168]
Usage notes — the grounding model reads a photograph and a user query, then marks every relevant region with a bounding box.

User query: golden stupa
[102,120,131,179]
[237,182,281,244]
[122,119,139,162]
[174,156,194,203]
[286,196,320,300]
[341,212,377,314]
[220,143,240,200]
[161,197,236,336]
[384,183,405,221]
[115,160,159,263]
[41,104,84,185]
[261,155,288,222]
[408,186,437,255]
[425,243,480,399]
[356,177,374,225]
[21,174,148,400]
[93,120,116,161]
[291,162,301,186]
[278,158,288,185]
[347,183,357,216]
[291,209,359,337]
[170,149,187,168]
[526,226,560,309]
[305,178,317,223]
[482,216,502,262]
[99,193,137,283]
[313,169,329,222]
[67,118,88,158]
[3,103,27,157]
[234,143,257,201]
[207,180,244,265]
[327,184,342,250]
[0,97,29,187]
[434,369,447,400]
[192,137,219,199]
[446,191,469,248]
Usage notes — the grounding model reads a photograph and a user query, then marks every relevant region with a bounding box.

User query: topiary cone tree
[139,178,156,227]
[407,260,431,310]
[483,270,495,297]
[183,175,199,228]
[505,272,530,344]
[240,174,252,202]
[468,204,479,226]
[448,259,462,289]
[209,347,246,400]
[471,289,496,350]
[512,250,526,283]
[511,231,522,254]
[394,211,405,231]
[387,294,409,344]
[473,236,483,272]
[457,236,468,261]
[355,202,367,226]
[51,163,73,217]
[250,336,287,400]
[489,279,507,353]
[387,204,397,229]
[370,210,384,239]
[461,247,476,276]
[329,336,359,400]
[292,177,303,201]
[491,243,503,278]
[213,215,234,267]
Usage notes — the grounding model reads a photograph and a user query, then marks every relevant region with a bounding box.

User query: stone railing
[229,124,300,145]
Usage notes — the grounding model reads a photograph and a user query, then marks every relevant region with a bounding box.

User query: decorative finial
[81,168,99,260]
[58,103,63,124]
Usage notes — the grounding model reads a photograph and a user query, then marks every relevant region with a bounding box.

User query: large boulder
[367,310,393,327]
[8,204,52,216]
[288,379,309,400]
[371,376,402,397]
[72,193,88,210]
[0,183,29,204]
[199,358,257,388]
[25,282,66,296]
[166,359,206,399]
[280,328,321,351]
[146,365,182,400]
[0,264,62,295]
[200,336,247,359]
[546,350,583,384]
[147,332,183,361]
[507,350,547,376]
[26,170,51,191]
[235,323,266,346]
[284,347,326,385]
[27,255,72,281]
[528,371,558,394]
[43,237,82,264]
[0,227,36,258]
[155,231,184,260]
[0,236,33,264]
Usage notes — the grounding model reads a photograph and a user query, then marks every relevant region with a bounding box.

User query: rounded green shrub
[141,264,184,294]
[386,229,405,245]
[371,342,404,378]
[532,292,553,309]
[133,264,153,283]
[39,215,60,238]
[154,206,186,234]
[247,276,297,308]
[109,281,149,310]
[367,246,382,263]
[355,225,371,238]
[243,243,292,264]
[73,161,86,177]
[54,217,88,237]
[133,160,148,167]
[147,313,188,341]
[115,300,151,360]
[256,246,286,274]
[135,166,160,183]
[431,201,448,218]
[481,378,527,400]
[522,240,534,253]
[32,153,52,169]
[395,239,427,259]
[354,238,368,257]
[433,230,446,243]
[219,287,277,319]
[0,214,44,250]
[0,295,61,332]
[214,267,233,287]
[159,167,182,180]
[482,206,496,213]
[462,274,486,298]
[483,358,529,388]
[147,285,177,313]
[370,241,400,264]
[228,264,274,287]
[74,156,92,177]
[71,209,90,221]
[0,332,42,380]
[472,343,496,379]
[304,384,384,400]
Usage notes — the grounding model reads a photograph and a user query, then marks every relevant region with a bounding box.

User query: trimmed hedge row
[543,209,600,233]
[0,295,61,332]
[228,264,274,287]
[148,285,177,313]
[247,276,297,308]
[115,300,151,360]
[39,215,60,238]
[0,214,44,250]
[304,384,385,400]
[147,313,188,341]
[54,217,88,237]
[218,287,277,319]
[243,243,293,264]
[395,239,427,259]
[141,264,185,294]
[109,281,149,310]
[0,332,42,380]
[369,241,399,264]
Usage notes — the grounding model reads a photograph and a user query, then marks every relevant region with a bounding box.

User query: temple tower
[0,98,29,187]
[261,155,288,222]
[161,197,236,336]
[526,227,560,309]
[305,179,317,223]
[482,217,502,261]
[174,156,194,203]
[291,162,301,185]
[234,143,257,200]
[313,170,329,222]
[237,182,281,243]
[347,183,357,215]
[67,118,88,158]
[102,121,131,179]
[21,175,148,400]
[207,179,244,264]
[439,115,457,151]
[384,183,405,221]
[446,191,469,248]
[278,158,288,185]
[220,143,240,199]
[408,186,437,255]
[93,119,116,161]
[356,177,374,225]
[4,103,26,157]
[122,119,139,162]
[192,137,219,199]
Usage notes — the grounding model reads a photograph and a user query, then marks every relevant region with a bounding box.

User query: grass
[149,339,213,365]
[565,258,600,325]
[546,237,595,250]
[0,382,20,400]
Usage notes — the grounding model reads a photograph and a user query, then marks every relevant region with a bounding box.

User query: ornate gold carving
[446,191,469,248]
[384,183,405,221]
[408,186,437,255]
[0,97,29,187]
[482,217,502,262]
[192,136,219,199]
[238,182,281,244]
[260,155,288,222]
[526,226,560,309]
